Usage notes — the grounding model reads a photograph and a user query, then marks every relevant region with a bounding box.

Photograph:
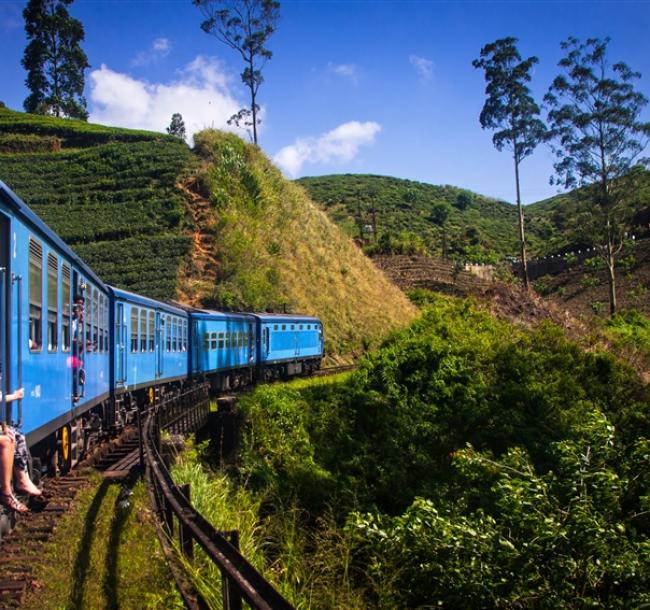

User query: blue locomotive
[0,180,323,474]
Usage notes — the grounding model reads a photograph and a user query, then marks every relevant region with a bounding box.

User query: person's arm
[1,388,24,402]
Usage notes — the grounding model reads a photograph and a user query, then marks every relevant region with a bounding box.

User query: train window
[140,309,147,352]
[209,332,216,351]
[62,264,71,351]
[103,296,109,353]
[86,288,93,352]
[204,333,210,349]
[98,296,103,352]
[274,325,278,331]
[282,324,286,331]
[47,253,58,352]
[182,320,187,351]
[299,325,303,330]
[166,315,171,352]
[218,332,224,349]
[92,288,99,352]
[173,319,179,352]
[131,308,138,352]
[149,312,155,352]
[239,332,245,347]
[291,325,295,331]
[28,238,43,351]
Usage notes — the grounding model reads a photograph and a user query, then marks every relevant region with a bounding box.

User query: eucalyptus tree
[545,37,650,315]
[473,37,547,290]
[22,0,89,119]
[193,0,280,145]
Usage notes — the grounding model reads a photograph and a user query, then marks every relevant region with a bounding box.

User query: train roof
[190,309,256,321]
[251,313,322,324]
[0,180,107,290]
[107,285,188,316]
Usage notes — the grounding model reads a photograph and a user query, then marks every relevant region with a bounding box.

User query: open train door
[0,211,13,427]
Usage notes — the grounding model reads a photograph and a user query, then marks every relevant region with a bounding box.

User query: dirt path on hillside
[176,176,220,306]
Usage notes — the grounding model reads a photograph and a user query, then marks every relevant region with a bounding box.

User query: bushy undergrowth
[236,294,650,608]
[605,310,650,353]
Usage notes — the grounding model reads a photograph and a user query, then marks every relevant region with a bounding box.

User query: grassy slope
[189,131,417,356]
[22,477,182,610]
[0,109,415,355]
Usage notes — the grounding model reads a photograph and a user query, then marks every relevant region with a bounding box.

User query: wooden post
[179,484,193,560]
[222,530,243,610]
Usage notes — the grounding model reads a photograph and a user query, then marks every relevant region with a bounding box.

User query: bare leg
[0,434,15,495]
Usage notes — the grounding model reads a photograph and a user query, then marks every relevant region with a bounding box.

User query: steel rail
[142,385,294,610]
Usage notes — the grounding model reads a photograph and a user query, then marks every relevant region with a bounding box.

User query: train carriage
[190,310,257,391]
[253,313,324,380]
[0,180,110,470]
[109,287,189,400]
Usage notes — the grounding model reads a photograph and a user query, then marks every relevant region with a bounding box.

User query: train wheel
[58,424,72,474]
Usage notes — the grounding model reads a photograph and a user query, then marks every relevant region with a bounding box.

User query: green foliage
[605,310,650,352]
[235,294,650,608]
[22,0,90,119]
[348,412,650,609]
[166,112,186,141]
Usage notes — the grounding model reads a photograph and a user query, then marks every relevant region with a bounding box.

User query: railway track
[0,428,145,609]
[312,364,356,377]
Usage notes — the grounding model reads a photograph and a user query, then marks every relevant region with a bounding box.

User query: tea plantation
[0,108,192,299]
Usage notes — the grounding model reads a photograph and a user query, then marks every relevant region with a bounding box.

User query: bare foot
[13,471,42,496]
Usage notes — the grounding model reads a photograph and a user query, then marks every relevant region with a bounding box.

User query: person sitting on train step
[0,388,29,513]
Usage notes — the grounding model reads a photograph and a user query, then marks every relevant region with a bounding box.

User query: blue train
[0,180,323,473]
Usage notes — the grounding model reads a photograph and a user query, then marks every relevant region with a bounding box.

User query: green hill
[0,108,416,355]
[525,172,650,256]
[297,174,521,262]
[298,172,650,261]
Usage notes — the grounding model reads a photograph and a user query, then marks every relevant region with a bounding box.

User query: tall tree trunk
[249,55,258,145]
[606,219,617,316]
[514,154,529,290]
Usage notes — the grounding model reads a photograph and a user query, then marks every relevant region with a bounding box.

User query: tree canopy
[193,0,280,144]
[545,37,650,315]
[22,0,89,119]
[473,37,547,289]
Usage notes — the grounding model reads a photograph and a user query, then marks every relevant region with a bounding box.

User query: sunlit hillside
[0,108,416,356]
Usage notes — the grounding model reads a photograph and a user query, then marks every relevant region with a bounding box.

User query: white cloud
[327,62,359,84]
[88,57,248,141]
[274,121,382,176]
[132,37,172,67]
[409,55,434,82]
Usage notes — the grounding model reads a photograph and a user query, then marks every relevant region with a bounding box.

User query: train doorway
[0,212,11,424]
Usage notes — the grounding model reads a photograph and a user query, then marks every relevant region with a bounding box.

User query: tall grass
[169,438,367,609]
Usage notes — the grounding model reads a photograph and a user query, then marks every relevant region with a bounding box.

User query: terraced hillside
[0,107,192,299]
[0,108,416,355]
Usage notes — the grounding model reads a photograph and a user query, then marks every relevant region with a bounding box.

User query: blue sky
[1,0,649,204]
